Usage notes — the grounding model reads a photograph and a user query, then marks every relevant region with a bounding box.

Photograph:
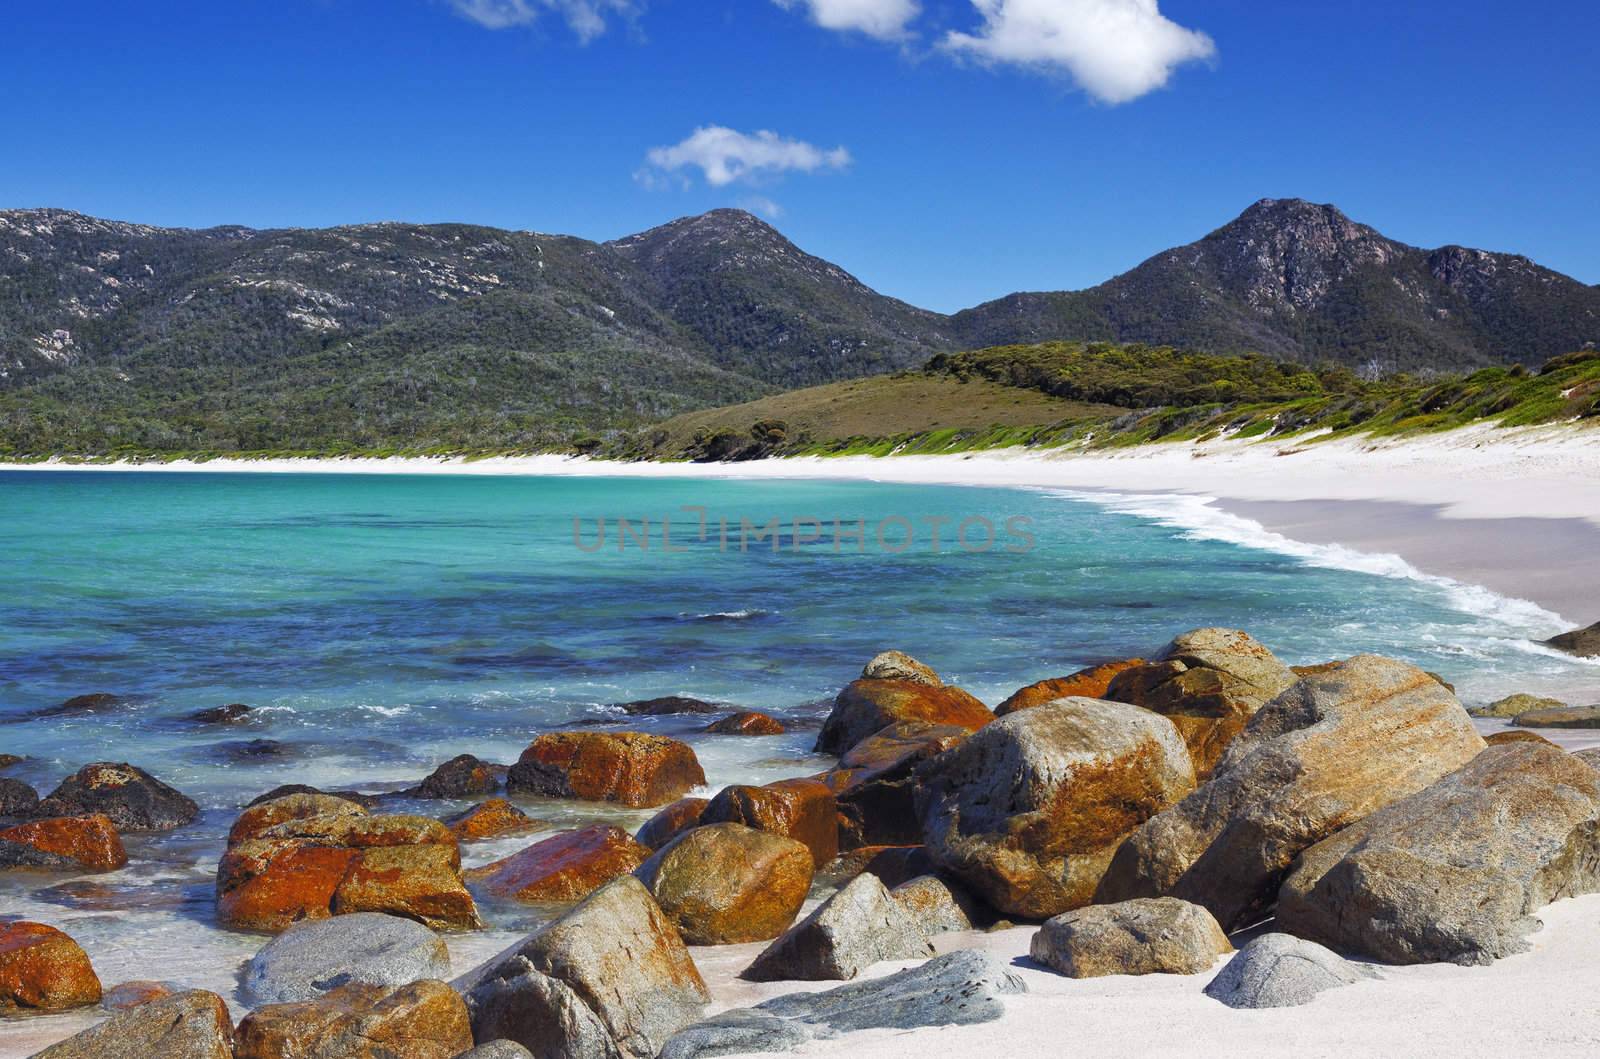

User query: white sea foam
[357,703,413,717]
[1048,489,1574,639]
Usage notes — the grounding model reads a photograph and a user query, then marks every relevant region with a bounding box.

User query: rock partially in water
[704,711,786,736]
[466,824,650,903]
[921,697,1195,919]
[0,921,102,1013]
[743,872,931,982]
[462,876,709,1059]
[0,754,24,770]
[102,980,180,1011]
[995,658,1145,716]
[185,702,255,725]
[507,732,707,809]
[445,798,545,842]
[1029,897,1230,979]
[1279,742,1600,965]
[234,980,472,1059]
[0,813,127,871]
[1098,655,1485,931]
[1471,693,1566,719]
[635,822,814,945]
[816,658,993,756]
[34,989,234,1059]
[27,692,127,720]
[242,912,452,1006]
[0,776,39,817]
[1512,704,1600,728]
[1203,934,1377,1009]
[664,950,1024,1058]
[409,754,506,799]
[701,777,838,867]
[33,762,199,832]
[1541,620,1600,658]
[636,797,710,850]
[617,695,724,716]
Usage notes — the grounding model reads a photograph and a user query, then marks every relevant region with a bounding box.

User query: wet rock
[234,980,472,1059]
[860,650,943,686]
[1471,693,1566,719]
[242,912,452,1006]
[409,754,505,799]
[1203,934,1377,1009]
[1541,620,1600,658]
[0,921,101,1013]
[186,702,255,725]
[636,797,710,850]
[826,722,968,849]
[665,950,1024,1058]
[1098,655,1486,931]
[636,823,814,944]
[816,656,993,756]
[0,777,39,817]
[1029,897,1230,978]
[1485,729,1558,746]
[446,798,545,842]
[34,989,234,1059]
[29,692,127,719]
[0,814,127,871]
[33,762,199,832]
[102,980,179,1010]
[246,783,383,809]
[1512,704,1600,728]
[213,738,296,763]
[217,797,480,932]
[705,711,786,736]
[507,732,707,809]
[701,777,838,866]
[743,872,931,982]
[920,697,1195,919]
[1278,742,1600,965]
[462,876,709,1059]
[1105,628,1297,777]
[466,824,651,902]
[617,695,723,716]
[995,658,1145,716]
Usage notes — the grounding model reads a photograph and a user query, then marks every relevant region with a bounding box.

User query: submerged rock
[705,711,786,736]
[1098,655,1485,931]
[0,921,102,1013]
[994,659,1145,716]
[920,697,1195,919]
[507,732,707,808]
[34,762,199,832]
[186,702,255,725]
[1203,934,1377,1009]
[1029,898,1230,979]
[466,824,650,903]
[1278,742,1600,964]
[816,657,993,756]
[701,777,838,866]
[242,912,452,1006]
[636,823,814,945]
[462,876,709,1059]
[636,797,710,850]
[234,979,472,1059]
[34,990,234,1059]
[0,814,127,871]
[664,950,1024,1058]
[743,872,931,982]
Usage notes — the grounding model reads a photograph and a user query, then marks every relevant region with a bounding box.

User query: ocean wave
[681,609,774,622]
[1048,489,1571,638]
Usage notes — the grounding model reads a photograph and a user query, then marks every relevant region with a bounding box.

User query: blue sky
[4,1,1596,312]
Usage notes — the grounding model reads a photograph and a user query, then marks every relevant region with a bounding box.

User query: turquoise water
[0,470,1591,1018]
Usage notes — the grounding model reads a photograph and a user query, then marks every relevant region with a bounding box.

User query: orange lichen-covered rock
[634,823,814,944]
[0,922,102,1013]
[994,659,1146,716]
[816,656,993,755]
[217,797,480,932]
[234,980,472,1059]
[635,797,710,850]
[445,798,546,842]
[0,814,127,871]
[702,778,839,867]
[465,824,651,903]
[506,732,706,808]
[704,711,787,736]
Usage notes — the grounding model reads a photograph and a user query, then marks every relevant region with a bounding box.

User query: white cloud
[741,196,786,219]
[449,0,637,42]
[944,0,1216,104]
[643,126,851,188]
[773,0,921,41]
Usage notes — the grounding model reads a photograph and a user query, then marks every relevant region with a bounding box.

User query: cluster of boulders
[9,630,1600,1055]
[1471,692,1600,729]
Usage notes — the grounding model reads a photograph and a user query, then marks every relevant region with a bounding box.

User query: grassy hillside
[617,342,1600,462]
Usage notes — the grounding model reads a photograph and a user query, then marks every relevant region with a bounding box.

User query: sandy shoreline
[6,421,1598,625]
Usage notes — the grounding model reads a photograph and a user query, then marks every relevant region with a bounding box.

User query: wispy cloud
[772,0,921,41]
[448,0,638,42]
[943,0,1216,104]
[740,196,786,219]
[641,126,851,188]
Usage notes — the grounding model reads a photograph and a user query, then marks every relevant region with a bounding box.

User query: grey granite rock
[1203,934,1377,1009]
[743,872,932,982]
[1030,897,1231,978]
[458,1043,538,1059]
[241,912,451,1006]
[33,990,233,1058]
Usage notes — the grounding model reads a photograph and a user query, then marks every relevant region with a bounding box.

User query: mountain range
[1,198,1596,454]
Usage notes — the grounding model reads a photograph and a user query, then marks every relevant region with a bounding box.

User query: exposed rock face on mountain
[952,199,1600,373]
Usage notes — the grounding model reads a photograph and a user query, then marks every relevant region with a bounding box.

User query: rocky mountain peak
[1202,198,1405,313]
